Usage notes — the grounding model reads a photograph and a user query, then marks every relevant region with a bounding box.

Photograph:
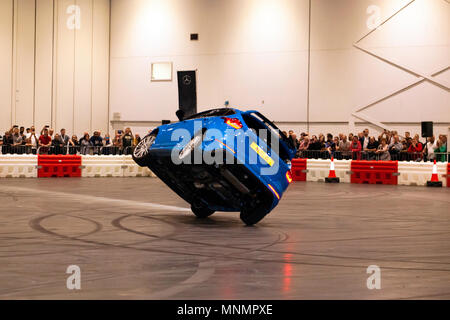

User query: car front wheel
[132,133,156,167]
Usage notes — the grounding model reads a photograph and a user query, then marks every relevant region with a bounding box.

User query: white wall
[110,0,310,122]
[0,0,13,132]
[0,0,110,136]
[110,0,449,137]
[310,0,449,125]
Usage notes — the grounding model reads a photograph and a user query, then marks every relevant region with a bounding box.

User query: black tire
[191,203,215,219]
[132,133,157,167]
[240,208,267,226]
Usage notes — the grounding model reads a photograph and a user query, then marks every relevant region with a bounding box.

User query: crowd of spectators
[282,129,448,162]
[0,125,147,156]
[1,125,448,162]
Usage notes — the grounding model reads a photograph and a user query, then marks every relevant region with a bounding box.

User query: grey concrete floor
[0,177,449,300]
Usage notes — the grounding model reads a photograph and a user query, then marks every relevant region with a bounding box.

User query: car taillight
[286,171,293,184]
[222,117,243,129]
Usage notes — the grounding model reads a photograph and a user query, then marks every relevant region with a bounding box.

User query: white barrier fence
[81,155,156,178]
[302,159,447,187]
[0,155,447,187]
[0,155,155,178]
[0,155,38,178]
[397,161,447,187]
[306,159,352,183]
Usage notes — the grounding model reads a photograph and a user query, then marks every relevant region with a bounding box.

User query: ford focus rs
[132,108,296,225]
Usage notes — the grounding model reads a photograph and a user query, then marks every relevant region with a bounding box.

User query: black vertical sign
[177,71,197,118]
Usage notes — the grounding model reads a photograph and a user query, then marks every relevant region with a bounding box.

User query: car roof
[183,108,238,120]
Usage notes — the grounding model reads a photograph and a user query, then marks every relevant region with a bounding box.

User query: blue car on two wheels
[132,108,296,225]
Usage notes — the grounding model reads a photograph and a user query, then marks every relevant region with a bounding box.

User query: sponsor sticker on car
[250,142,274,167]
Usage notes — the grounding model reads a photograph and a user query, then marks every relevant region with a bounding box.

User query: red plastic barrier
[291,158,307,181]
[350,160,398,185]
[447,163,450,188]
[38,155,82,178]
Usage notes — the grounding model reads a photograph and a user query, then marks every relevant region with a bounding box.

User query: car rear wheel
[191,203,215,219]
[132,133,156,167]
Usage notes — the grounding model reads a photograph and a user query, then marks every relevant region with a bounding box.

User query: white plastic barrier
[0,155,447,186]
[81,155,156,178]
[0,155,38,178]
[81,155,125,177]
[123,155,156,177]
[306,159,352,183]
[398,161,447,187]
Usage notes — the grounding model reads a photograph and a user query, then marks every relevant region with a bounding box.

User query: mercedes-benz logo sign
[183,75,192,85]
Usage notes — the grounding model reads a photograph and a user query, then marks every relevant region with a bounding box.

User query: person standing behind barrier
[60,129,70,146]
[12,127,22,145]
[26,127,38,151]
[364,136,379,160]
[133,133,141,147]
[112,133,122,155]
[388,135,403,160]
[121,128,133,155]
[299,132,307,144]
[434,135,447,162]
[103,134,113,147]
[404,131,411,140]
[90,131,103,155]
[69,135,79,155]
[375,138,391,161]
[360,129,370,150]
[80,133,91,155]
[70,135,79,146]
[338,135,351,160]
[407,137,423,161]
[113,133,122,147]
[51,134,65,155]
[12,127,23,153]
[24,137,34,154]
[325,134,336,159]
[3,129,13,152]
[424,136,437,162]
[287,132,299,150]
[350,135,362,160]
[379,129,391,145]
[102,134,114,155]
[38,128,52,154]
[297,136,310,158]
[307,135,323,159]
[19,126,25,139]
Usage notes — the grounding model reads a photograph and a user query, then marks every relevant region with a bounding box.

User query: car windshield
[184,108,236,120]
[248,112,289,142]
[242,112,293,162]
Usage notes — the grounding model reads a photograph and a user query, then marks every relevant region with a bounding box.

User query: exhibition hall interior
[0,0,449,300]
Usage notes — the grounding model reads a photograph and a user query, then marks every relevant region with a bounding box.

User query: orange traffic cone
[427,160,442,187]
[325,156,340,183]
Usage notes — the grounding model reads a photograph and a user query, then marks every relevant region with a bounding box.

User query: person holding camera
[407,137,423,161]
